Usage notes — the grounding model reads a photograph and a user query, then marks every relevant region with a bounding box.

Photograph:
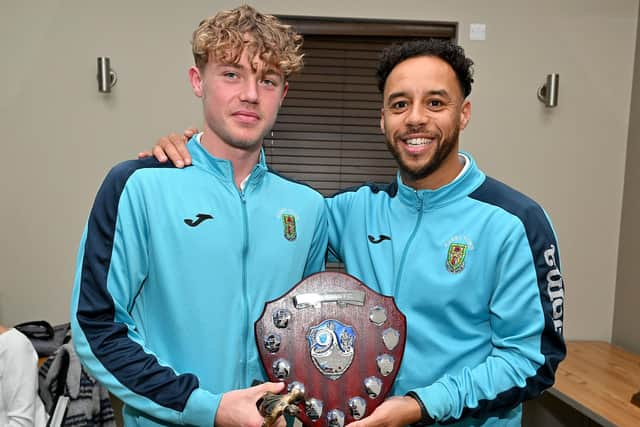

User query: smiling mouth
[404,137,433,146]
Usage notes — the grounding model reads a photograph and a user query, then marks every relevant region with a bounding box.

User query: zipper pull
[415,191,423,211]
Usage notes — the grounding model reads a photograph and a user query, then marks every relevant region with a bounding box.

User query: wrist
[405,391,436,426]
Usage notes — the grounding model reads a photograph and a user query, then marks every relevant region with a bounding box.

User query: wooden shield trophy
[255,272,406,427]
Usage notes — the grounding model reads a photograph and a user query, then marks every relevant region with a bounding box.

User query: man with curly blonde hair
[71,5,327,427]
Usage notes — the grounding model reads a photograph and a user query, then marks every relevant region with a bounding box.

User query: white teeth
[405,138,431,146]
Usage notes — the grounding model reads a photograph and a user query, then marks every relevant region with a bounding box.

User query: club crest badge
[307,319,355,380]
[446,243,468,273]
[282,214,297,241]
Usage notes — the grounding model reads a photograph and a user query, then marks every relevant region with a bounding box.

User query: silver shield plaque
[255,272,406,427]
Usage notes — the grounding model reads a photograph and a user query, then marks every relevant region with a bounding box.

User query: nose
[406,104,428,127]
[239,79,259,103]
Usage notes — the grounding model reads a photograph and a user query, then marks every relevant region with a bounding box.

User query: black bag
[14,320,71,357]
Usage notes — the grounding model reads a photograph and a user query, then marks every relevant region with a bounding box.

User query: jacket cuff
[181,388,218,427]
[405,391,436,426]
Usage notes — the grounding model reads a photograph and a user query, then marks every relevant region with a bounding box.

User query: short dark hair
[375,39,474,98]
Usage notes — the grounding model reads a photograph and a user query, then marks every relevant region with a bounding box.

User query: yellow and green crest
[282,214,297,241]
[446,243,467,273]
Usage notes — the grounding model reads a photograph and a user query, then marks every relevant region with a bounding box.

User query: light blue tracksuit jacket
[327,152,565,426]
[71,137,328,426]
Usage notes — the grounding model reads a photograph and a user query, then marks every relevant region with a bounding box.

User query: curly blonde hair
[192,5,303,78]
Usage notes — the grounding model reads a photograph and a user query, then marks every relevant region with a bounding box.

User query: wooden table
[549,341,640,426]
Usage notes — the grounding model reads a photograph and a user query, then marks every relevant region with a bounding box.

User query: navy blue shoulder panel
[448,176,566,421]
[327,180,398,198]
[76,158,199,411]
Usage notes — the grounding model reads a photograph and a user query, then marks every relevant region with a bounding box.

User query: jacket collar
[187,134,268,189]
[396,152,485,211]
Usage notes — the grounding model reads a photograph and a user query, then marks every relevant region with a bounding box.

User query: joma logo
[544,244,564,335]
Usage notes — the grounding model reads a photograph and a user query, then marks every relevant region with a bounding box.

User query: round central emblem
[307,319,356,380]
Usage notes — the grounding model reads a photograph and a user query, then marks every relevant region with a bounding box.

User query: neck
[200,130,262,189]
[403,151,464,190]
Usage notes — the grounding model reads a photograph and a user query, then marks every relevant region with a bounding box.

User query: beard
[385,125,460,182]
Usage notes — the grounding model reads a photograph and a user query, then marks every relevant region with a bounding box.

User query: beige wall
[1,0,638,343]
[613,3,640,354]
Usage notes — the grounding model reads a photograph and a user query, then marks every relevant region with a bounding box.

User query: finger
[151,144,168,163]
[167,133,192,166]
[256,381,286,395]
[175,139,192,166]
[163,141,185,168]
[345,420,365,427]
[168,132,188,144]
[184,127,199,138]
[138,150,152,159]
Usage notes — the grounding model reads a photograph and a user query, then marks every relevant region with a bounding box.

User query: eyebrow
[262,68,282,77]
[221,61,282,78]
[220,62,243,69]
[386,89,451,103]
[386,91,408,101]
[427,89,450,97]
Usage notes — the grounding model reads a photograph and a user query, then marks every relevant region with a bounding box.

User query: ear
[459,100,471,130]
[280,82,289,106]
[189,66,204,97]
[379,107,386,134]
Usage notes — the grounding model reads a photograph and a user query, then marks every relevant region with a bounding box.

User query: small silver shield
[348,397,366,420]
[327,409,345,427]
[382,328,400,350]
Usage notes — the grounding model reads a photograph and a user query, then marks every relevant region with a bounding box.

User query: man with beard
[146,39,566,427]
[324,40,566,427]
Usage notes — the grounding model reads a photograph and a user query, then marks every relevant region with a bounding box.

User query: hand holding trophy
[255,272,406,427]
[258,382,306,427]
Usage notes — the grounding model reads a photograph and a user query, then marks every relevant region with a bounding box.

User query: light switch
[469,23,486,41]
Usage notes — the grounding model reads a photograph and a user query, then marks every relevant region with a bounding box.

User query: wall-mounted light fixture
[537,73,559,108]
[97,57,118,93]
